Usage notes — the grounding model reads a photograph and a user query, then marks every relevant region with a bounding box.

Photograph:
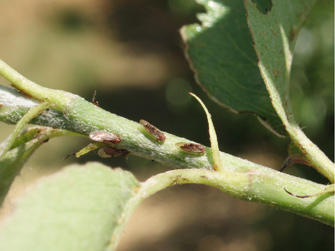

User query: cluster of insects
[75,91,205,158]
[138,120,206,154]
[64,117,206,160]
[66,92,312,200]
[89,131,126,158]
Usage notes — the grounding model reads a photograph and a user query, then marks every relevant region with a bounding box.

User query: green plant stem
[289,124,334,183]
[257,62,334,183]
[110,167,334,249]
[0,59,76,110]
[0,60,334,225]
[0,102,50,160]
[113,168,333,248]
[141,169,333,224]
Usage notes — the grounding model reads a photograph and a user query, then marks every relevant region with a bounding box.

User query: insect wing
[176,142,206,154]
[98,147,130,158]
[89,131,121,143]
[139,119,166,143]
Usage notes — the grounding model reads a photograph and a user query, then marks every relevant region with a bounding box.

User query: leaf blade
[181,0,286,135]
[0,163,141,251]
[245,0,334,183]
[245,0,316,125]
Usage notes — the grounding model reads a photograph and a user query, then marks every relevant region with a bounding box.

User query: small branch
[0,60,334,225]
[138,169,334,225]
[0,102,51,159]
[0,59,77,111]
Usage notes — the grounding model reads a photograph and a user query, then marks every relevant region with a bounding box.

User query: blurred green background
[0,0,333,250]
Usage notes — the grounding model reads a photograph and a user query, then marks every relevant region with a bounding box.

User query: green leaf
[245,0,316,129]
[0,128,50,206]
[189,93,224,173]
[181,0,286,136]
[0,142,36,206]
[0,127,85,206]
[0,163,141,251]
[245,0,335,183]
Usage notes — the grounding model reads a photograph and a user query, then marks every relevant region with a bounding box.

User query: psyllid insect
[176,142,206,154]
[98,147,130,158]
[139,119,166,143]
[92,90,99,107]
[89,131,121,143]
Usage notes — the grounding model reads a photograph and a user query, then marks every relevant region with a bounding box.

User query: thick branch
[0,61,333,225]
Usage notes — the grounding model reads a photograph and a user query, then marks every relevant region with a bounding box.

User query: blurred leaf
[0,127,84,206]
[181,0,286,136]
[0,128,47,206]
[0,140,36,206]
[0,162,140,251]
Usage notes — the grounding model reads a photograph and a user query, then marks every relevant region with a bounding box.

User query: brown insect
[92,90,99,106]
[89,131,121,143]
[176,142,206,154]
[139,119,166,143]
[98,147,130,158]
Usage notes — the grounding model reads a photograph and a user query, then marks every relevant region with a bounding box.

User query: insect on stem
[139,119,166,143]
[92,90,99,107]
[176,142,206,154]
[89,131,121,144]
[98,147,130,158]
